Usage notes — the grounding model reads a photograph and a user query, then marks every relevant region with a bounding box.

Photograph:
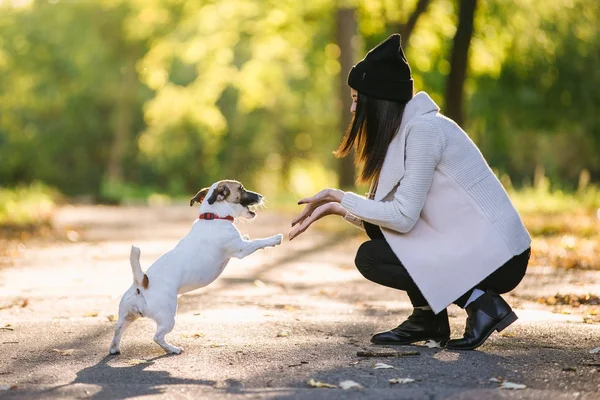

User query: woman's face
[350,89,358,115]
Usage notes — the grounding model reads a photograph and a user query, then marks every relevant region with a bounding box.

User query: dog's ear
[207,185,230,205]
[189,187,210,207]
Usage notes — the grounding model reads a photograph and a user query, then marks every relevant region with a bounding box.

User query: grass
[0,183,59,235]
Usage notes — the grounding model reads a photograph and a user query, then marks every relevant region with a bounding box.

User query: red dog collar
[198,213,234,222]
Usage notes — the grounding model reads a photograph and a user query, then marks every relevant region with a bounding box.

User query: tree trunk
[444,0,478,127]
[336,7,357,189]
[106,58,137,184]
[388,0,432,46]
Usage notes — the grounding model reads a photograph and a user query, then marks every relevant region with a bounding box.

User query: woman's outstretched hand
[289,189,346,241]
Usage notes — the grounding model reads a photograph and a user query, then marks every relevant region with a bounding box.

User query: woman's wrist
[330,189,345,203]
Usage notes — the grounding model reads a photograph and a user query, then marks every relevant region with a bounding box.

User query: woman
[289,34,531,350]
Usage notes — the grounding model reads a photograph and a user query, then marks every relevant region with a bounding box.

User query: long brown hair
[335,93,406,184]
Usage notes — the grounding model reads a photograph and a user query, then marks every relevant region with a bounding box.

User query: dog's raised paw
[272,234,283,246]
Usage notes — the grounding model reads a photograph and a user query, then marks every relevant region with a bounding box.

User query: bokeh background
[1,0,599,255]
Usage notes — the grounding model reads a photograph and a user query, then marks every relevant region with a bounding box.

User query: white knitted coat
[341,92,531,313]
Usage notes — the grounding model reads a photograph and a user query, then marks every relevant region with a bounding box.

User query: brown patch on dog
[142,274,149,289]
[190,187,210,206]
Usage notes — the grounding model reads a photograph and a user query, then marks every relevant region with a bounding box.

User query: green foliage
[0,0,598,201]
[0,182,58,227]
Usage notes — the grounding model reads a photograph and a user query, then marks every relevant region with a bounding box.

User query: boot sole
[446,311,518,351]
[371,336,450,347]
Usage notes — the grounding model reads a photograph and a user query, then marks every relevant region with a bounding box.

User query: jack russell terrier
[109,180,283,355]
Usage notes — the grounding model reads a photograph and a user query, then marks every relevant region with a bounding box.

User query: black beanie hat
[347,34,414,103]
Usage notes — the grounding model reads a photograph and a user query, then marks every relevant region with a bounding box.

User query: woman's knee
[354,241,378,273]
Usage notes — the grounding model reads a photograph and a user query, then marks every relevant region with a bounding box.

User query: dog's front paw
[270,234,283,246]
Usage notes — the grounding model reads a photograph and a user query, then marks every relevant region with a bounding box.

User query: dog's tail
[130,245,149,289]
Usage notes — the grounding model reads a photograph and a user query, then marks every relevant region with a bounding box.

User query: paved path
[0,205,599,399]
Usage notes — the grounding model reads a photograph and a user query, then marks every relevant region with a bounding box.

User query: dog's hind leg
[153,313,183,354]
[109,313,137,355]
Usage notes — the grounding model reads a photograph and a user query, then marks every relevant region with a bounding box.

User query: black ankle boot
[446,291,517,350]
[371,308,450,345]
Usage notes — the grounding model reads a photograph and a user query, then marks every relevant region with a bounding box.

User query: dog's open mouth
[247,207,256,217]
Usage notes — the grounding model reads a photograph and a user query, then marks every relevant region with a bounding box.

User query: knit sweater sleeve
[340,121,444,233]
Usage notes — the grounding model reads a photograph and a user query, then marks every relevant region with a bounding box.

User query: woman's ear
[208,185,230,204]
[189,187,210,206]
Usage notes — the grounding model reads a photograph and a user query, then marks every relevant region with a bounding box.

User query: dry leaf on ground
[389,378,415,384]
[424,339,442,348]
[253,279,266,287]
[210,343,225,348]
[307,378,336,388]
[52,349,74,356]
[537,294,600,307]
[126,359,148,365]
[106,315,117,322]
[84,312,99,317]
[182,333,204,339]
[373,362,395,369]
[276,330,291,338]
[339,380,363,390]
[499,381,527,390]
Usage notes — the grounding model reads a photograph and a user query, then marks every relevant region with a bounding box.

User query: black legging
[355,222,531,308]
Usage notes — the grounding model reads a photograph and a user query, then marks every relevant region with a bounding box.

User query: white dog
[109,180,283,355]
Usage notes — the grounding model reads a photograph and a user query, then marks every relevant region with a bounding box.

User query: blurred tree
[336,7,357,188]
[444,0,477,127]
[387,0,432,45]
[0,0,599,200]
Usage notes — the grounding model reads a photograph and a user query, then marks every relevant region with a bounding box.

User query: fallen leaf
[182,333,204,339]
[276,330,291,338]
[339,380,363,390]
[424,339,442,348]
[0,385,17,390]
[193,312,201,316]
[373,362,395,369]
[210,343,226,348]
[84,312,99,318]
[52,349,74,356]
[106,315,117,322]
[498,381,526,390]
[253,279,266,287]
[126,359,148,365]
[66,230,80,242]
[307,378,336,389]
[501,332,515,338]
[589,347,600,354]
[389,378,415,384]
[283,305,296,312]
